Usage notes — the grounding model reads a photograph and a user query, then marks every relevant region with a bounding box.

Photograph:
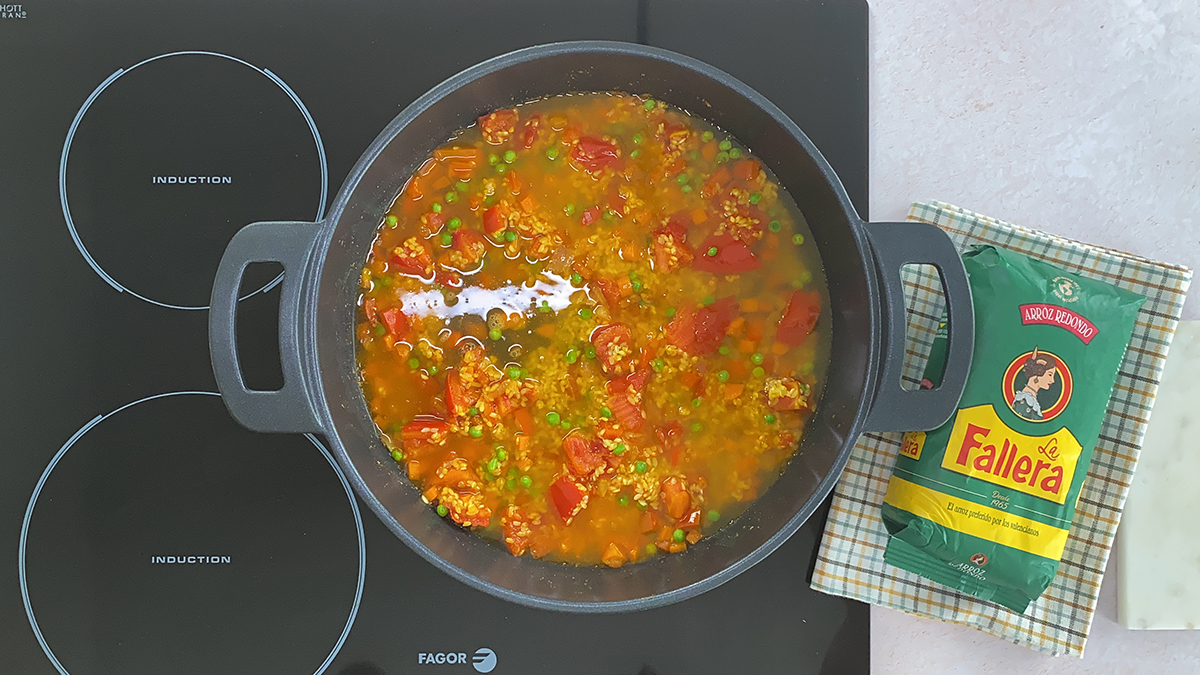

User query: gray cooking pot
[209,41,974,613]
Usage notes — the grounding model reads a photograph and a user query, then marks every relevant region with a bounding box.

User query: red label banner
[1018,303,1097,344]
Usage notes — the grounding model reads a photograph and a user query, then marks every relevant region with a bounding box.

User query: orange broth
[356,93,830,567]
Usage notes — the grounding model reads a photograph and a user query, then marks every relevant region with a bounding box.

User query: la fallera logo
[1001,347,1073,423]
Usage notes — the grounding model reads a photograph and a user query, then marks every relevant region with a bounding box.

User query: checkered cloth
[810,200,1192,657]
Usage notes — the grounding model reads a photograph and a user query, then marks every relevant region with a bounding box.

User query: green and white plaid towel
[811,201,1192,657]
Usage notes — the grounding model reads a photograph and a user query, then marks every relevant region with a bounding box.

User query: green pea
[729,148,742,158]
[430,202,442,213]
[565,203,576,216]
[429,365,438,375]
[507,367,521,380]
[631,280,643,293]
[571,272,583,286]
[580,308,593,320]
[751,352,764,365]
[455,181,470,193]
[386,215,398,228]
[801,361,814,375]
[676,173,689,185]
[436,504,449,517]
[560,420,571,429]
[702,295,715,306]
[373,323,386,336]
[469,426,483,438]
[718,370,730,382]
[584,345,597,359]
[618,495,630,507]
[645,543,657,554]
[701,130,714,142]
[765,413,777,424]
[506,478,516,490]
[630,149,640,159]
[748,192,762,205]
[681,185,692,193]
[561,349,577,365]
[546,147,559,160]
[440,233,453,246]
[503,149,516,163]
[799,269,812,285]
[707,246,719,257]
[408,357,420,369]
[635,460,648,473]
[448,217,462,230]
[468,406,480,416]
[718,345,731,356]
[602,209,614,222]
[690,422,702,433]
[715,151,729,163]
[664,307,676,318]
[496,449,507,461]
[752,366,765,378]
[486,457,499,474]
[643,100,656,110]
[488,153,499,165]
[652,358,665,373]
[514,475,530,489]
[546,411,561,426]
[707,509,720,522]
[792,233,805,245]
[691,397,702,408]
[504,230,518,242]
[718,139,732,151]
[613,443,626,455]
[445,191,458,204]
[489,328,502,341]
[390,449,404,462]
[672,528,686,543]
[769,220,782,232]
[495,163,508,174]
[601,406,613,419]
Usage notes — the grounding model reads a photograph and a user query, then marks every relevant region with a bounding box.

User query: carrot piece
[724,383,745,400]
[515,408,535,436]
[771,341,790,355]
[747,321,764,342]
[431,175,451,190]
[733,160,760,181]
[448,158,476,177]
[520,195,537,214]
[741,298,759,313]
[691,208,708,224]
[727,317,746,337]
[681,372,701,389]
[535,323,556,338]
[765,233,781,249]
[738,339,756,354]
[701,141,718,161]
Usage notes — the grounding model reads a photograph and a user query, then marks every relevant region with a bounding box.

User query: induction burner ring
[18,391,365,675]
[59,51,329,311]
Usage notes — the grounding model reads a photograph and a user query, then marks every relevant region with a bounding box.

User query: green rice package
[880,245,1146,613]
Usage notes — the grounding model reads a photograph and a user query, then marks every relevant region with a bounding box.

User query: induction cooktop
[0,1,870,673]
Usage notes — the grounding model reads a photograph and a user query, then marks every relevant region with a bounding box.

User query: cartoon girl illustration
[1012,347,1057,422]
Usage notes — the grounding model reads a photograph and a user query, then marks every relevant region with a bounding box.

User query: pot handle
[209,220,323,434]
[862,221,974,432]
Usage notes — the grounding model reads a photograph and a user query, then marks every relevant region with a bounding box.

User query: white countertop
[866,0,1200,671]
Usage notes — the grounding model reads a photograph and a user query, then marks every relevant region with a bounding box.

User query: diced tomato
[764,376,808,411]
[445,370,478,418]
[591,323,635,376]
[452,228,488,266]
[549,476,587,524]
[390,241,434,276]
[514,408,535,436]
[660,477,691,520]
[563,434,606,478]
[502,505,532,556]
[776,289,822,346]
[444,498,492,528]
[692,234,760,274]
[700,165,732,198]
[504,169,523,195]
[580,205,602,227]
[434,269,463,288]
[657,421,686,465]
[571,136,621,173]
[605,370,648,432]
[665,296,739,355]
[363,298,378,323]
[677,508,702,530]
[605,191,626,218]
[380,307,409,338]
[521,114,541,149]
[400,418,449,444]
[732,159,760,181]
[653,229,693,272]
[483,204,506,235]
[639,510,660,534]
[479,108,519,145]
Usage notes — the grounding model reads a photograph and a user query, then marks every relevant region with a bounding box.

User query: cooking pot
[209,41,974,612]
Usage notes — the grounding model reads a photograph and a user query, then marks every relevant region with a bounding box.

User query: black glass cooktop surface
[0,1,870,673]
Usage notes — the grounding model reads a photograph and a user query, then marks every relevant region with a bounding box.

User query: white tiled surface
[866,0,1200,670]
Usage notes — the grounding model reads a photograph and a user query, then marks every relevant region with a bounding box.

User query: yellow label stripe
[884,476,1070,560]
